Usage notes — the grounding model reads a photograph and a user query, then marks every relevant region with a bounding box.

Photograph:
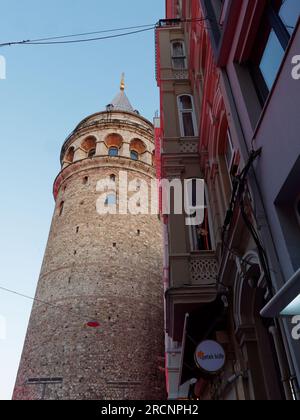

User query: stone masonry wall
[13,130,165,400]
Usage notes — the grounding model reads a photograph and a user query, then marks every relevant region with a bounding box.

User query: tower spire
[110,74,135,113]
[120,72,125,91]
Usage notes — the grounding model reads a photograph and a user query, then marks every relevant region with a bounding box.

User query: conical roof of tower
[111,90,135,113]
[108,74,135,113]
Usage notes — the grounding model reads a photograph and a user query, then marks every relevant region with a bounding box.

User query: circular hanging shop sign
[195,340,226,374]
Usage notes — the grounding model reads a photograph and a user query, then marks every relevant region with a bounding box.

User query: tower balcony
[165,251,218,342]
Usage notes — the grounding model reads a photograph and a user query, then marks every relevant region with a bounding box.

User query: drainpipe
[269,326,294,400]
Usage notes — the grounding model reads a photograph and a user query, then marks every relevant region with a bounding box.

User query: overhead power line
[23,23,156,42]
[0,285,101,327]
[0,18,210,48]
[0,26,155,47]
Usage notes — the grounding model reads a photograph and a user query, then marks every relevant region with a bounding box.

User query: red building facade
[156,0,300,400]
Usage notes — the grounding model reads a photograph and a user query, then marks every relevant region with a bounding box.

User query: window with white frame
[178,95,198,137]
[188,179,214,252]
[171,40,187,70]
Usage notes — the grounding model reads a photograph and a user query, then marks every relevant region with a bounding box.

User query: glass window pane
[173,42,184,57]
[279,0,300,35]
[88,148,96,158]
[173,57,186,69]
[180,95,192,110]
[130,151,139,161]
[182,112,195,137]
[259,30,285,90]
[109,147,119,157]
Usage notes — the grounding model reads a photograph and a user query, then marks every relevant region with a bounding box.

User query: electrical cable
[0,23,156,47]
[0,27,155,47]
[0,285,100,326]
[0,18,211,48]
[220,148,275,296]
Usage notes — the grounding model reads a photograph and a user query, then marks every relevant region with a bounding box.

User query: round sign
[194,340,226,374]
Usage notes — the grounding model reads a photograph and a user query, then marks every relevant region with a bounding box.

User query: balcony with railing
[162,136,199,155]
[165,251,219,341]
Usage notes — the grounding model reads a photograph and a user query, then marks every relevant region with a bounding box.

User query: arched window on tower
[109,147,119,157]
[130,151,139,161]
[81,136,97,159]
[152,151,156,167]
[105,133,123,155]
[177,95,198,137]
[64,146,75,164]
[59,201,65,217]
[130,138,146,161]
[88,148,96,158]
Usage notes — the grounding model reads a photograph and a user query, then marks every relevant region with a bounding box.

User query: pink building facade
[156,0,300,400]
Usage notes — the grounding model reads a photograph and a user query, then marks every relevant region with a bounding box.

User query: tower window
[88,149,96,158]
[152,151,156,167]
[171,40,187,69]
[64,147,75,164]
[130,151,139,161]
[83,176,89,185]
[81,136,97,158]
[109,147,119,157]
[177,95,198,137]
[110,174,116,182]
[59,201,64,216]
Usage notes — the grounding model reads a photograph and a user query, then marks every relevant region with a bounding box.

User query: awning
[178,296,227,386]
[261,269,300,317]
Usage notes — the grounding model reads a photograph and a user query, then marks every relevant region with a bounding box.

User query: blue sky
[0,0,164,400]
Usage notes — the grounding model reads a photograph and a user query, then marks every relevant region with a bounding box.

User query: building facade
[13,83,165,400]
[156,0,300,400]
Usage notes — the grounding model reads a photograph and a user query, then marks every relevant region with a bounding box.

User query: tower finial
[120,73,125,91]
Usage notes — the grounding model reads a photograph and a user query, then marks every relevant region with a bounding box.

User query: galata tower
[13,77,165,400]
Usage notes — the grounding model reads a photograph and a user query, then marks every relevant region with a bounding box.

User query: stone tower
[13,80,165,400]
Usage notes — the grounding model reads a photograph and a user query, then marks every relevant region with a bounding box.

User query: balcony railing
[166,251,219,341]
[189,252,218,286]
[157,19,182,28]
[169,251,218,288]
[173,69,189,80]
[162,137,199,155]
